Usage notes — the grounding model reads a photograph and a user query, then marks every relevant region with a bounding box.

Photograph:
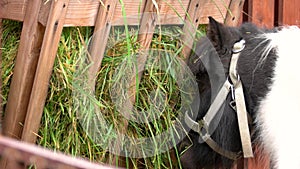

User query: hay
[1,19,205,168]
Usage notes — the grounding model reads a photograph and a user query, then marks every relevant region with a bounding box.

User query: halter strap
[184,39,253,160]
[184,79,242,160]
[230,40,254,158]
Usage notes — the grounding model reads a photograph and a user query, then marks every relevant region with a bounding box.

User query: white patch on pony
[256,26,300,169]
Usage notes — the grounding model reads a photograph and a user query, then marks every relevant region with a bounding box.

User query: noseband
[185,39,254,160]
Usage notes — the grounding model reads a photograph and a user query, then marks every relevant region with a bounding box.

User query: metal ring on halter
[198,119,210,143]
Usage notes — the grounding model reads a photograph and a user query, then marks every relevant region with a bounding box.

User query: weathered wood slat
[199,0,231,24]
[181,0,209,59]
[0,0,28,21]
[248,0,275,28]
[124,0,160,118]
[180,0,232,59]
[21,0,70,143]
[278,0,300,26]
[110,0,161,166]
[88,0,117,86]
[225,0,245,26]
[85,2,119,164]
[3,0,45,140]
[64,0,101,26]
[1,0,230,26]
[0,135,114,169]
[111,0,189,25]
[1,2,46,168]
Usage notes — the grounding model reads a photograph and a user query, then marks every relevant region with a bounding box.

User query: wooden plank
[88,0,117,86]
[63,0,101,26]
[122,0,159,119]
[38,1,52,26]
[181,0,210,59]
[40,0,100,26]
[112,0,230,25]
[181,0,232,59]
[1,2,45,168]
[1,0,230,26]
[156,0,189,23]
[85,2,119,164]
[21,0,70,143]
[224,0,245,26]
[120,0,181,129]
[0,0,27,21]
[109,0,159,166]
[278,0,300,26]
[0,136,115,169]
[248,0,275,28]
[3,0,44,140]
[199,0,231,24]
[111,0,189,25]
[0,0,101,26]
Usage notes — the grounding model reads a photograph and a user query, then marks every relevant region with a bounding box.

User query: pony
[178,17,300,169]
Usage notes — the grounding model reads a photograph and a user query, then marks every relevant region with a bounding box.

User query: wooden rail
[0,0,233,26]
[0,135,114,169]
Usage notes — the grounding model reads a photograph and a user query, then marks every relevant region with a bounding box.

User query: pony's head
[178,17,273,169]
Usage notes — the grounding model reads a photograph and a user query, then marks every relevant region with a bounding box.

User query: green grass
[1,7,208,169]
[39,25,193,168]
[1,20,21,107]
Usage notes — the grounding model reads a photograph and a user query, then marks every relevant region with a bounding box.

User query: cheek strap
[184,39,254,160]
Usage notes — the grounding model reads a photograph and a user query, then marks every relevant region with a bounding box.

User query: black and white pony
[179,17,300,169]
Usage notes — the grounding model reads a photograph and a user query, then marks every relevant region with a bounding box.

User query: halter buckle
[198,119,210,143]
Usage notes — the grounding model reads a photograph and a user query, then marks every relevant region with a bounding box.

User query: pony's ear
[207,17,228,50]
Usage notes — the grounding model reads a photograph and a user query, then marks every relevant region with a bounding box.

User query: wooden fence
[243,0,300,28]
[2,0,300,168]
[0,0,243,144]
[0,135,113,169]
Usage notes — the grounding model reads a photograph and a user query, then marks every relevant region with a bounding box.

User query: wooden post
[109,0,159,166]
[278,0,300,26]
[248,0,275,28]
[224,0,245,26]
[21,0,70,143]
[3,0,45,140]
[85,1,121,165]
[127,0,158,115]
[181,0,209,59]
[0,135,115,169]
[88,0,117,88]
